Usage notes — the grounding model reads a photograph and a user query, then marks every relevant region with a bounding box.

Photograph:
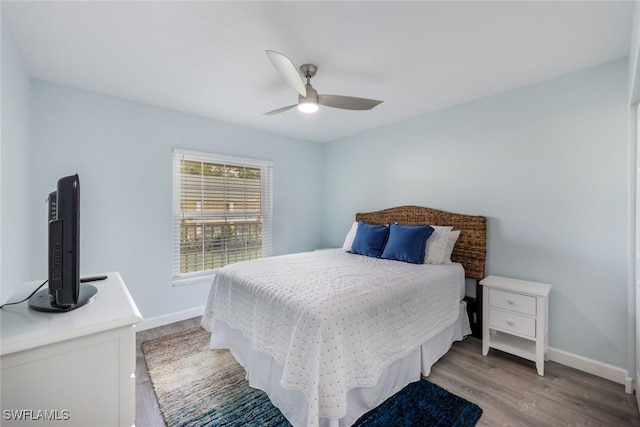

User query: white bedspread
[201,249,465,426]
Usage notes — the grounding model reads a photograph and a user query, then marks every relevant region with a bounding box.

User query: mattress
[201,249,467,426]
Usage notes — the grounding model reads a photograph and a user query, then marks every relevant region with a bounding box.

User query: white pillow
[342,221,358,251]
[424,226,453,264]
[443,230,461,264]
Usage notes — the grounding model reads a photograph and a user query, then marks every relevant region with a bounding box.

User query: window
[172,149,273,284]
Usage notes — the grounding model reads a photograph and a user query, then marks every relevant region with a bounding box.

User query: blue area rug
[142,327,482,427]
[352,379,482,427]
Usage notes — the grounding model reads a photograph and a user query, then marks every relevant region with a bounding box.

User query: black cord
[0,280,48,309]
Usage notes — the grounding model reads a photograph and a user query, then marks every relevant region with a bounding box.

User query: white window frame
[172,148,273,285]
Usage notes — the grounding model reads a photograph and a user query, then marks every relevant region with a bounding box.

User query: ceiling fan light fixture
[298,82,319,113]
[298,101,319,113]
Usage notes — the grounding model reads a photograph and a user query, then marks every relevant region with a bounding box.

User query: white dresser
[0,272,142,427]
[480,275,551,376]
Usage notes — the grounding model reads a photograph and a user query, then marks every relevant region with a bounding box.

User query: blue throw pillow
[381,223,435,264]
[350,221,390,257]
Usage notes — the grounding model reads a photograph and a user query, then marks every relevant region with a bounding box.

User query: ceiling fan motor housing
[300,84,318,103]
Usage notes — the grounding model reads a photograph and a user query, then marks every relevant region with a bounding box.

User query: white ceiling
[2,1,634,143]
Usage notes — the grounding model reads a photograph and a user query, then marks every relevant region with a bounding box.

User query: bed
[201,206,486,427]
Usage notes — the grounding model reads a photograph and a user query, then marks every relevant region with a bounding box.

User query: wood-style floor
[136,317,640,427]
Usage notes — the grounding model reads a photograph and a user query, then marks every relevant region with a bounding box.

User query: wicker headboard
[355,206,487,280]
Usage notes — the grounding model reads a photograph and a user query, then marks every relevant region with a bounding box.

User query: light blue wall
[30,81,323,319]
[0,19,32,304]
[323,59,631,370]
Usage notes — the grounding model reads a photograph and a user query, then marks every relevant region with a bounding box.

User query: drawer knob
[507,320,515,326]
[507,299,515,305]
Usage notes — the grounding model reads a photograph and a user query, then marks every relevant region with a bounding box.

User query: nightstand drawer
[488,308,536,338]
[489,289,536,316]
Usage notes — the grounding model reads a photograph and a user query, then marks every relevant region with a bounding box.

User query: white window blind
[172,149,273,284]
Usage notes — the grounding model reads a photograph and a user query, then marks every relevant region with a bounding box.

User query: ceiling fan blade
[318,95,383,111]
[263,104,298,116]
[265,50,306,97]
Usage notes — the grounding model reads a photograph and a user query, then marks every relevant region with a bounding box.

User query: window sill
[172,272,217,287]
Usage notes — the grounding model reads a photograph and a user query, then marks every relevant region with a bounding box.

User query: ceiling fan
[264,50,383,115]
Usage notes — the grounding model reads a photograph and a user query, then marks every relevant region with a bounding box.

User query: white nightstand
[480,275,551,376]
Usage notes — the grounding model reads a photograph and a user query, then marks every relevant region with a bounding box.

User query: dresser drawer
[488,308,536,338]
[489,289,536,316]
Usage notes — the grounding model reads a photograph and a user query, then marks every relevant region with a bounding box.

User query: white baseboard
[135,305,205,332]
[549,346,633,394]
